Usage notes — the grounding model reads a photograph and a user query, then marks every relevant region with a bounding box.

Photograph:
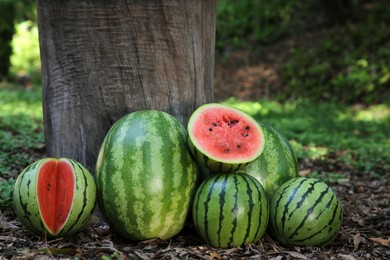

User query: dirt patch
[213,30,326,102]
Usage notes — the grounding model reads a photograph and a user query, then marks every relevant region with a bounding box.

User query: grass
[1,85,389,214]
[224,98,390,175]
[0,83,44,214]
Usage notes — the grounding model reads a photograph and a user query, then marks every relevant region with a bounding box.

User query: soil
[1,46,390,259]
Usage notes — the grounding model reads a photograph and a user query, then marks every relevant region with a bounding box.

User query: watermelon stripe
[291,195,341,244]
[247,175,267,242]
[193,177,208,237]
[203,175,221,245]
[17,161,45,234]
[269,177,343,247]
[241,175,255,244]
[193,173,269,248]
[278,178,307,234]
[16,165,39,233]
[287,179,322,221]
[227,174,239,248]
[288,185,330,239]
[217,175,229,247]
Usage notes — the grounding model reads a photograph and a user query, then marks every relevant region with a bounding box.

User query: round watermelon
[269,177,343,247]
[13,158,96,237]
[187,103,265,173]
[240,122,298,200]
[192,173,269,248]
[96,110,199,241]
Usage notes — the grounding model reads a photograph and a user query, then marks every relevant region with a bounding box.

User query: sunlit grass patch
[224,98,390,175]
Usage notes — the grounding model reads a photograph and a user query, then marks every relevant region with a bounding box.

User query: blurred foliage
[216,0,390,105]
[10,20,41,82]
[0,0,36,81]
[0,1,16,79]
[281,1,390,104]
[216,0,293,50]
[0,83,44,179]
[216,0,368,51]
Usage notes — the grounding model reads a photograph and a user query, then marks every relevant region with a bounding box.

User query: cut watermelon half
[187,103,265,172]
[37,158,75,236]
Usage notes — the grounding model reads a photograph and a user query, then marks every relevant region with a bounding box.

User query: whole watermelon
[192,173,269,248]
[96,110,199,241]
[13,158,96,237]
[240,122,298,200]
[269,177,343,247]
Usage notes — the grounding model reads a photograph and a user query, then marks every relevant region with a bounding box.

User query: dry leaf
[369,237,390,247]
[299,169,311,177]
[285,251,308,259]
[210,251,222,259]
[353,233,363,250]
[338,254,357,260]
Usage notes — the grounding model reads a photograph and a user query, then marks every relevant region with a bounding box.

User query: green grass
[224,98,390,175]
[0,84,44,214]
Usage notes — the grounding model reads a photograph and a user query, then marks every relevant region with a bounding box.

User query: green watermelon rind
[192,172,269,248]
[269,177,343,247]
[187,103,265,173]
[240,121,299,200]
[96,110,199,241]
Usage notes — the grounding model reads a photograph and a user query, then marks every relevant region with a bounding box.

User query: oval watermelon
[13,158,96,237]
[96,110,199,241]
[187,103,265,173]
[269,177,343,247]
[192,173,269,248]
[240,122,298,200]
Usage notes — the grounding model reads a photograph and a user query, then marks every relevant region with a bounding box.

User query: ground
[1,45,390,258]
[1,156,389,259]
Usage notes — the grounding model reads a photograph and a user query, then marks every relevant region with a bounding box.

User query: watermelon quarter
[188,103,265,173]
[13,158,96,237]
[96,110,199,241]
[269,177,343,247]
[240,122,299,200]
[192,173,269,248]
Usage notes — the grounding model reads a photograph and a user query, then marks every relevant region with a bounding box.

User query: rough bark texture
[37,0,216,172]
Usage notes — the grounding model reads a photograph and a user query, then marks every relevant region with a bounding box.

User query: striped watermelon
[96,110,199,241]
[240,122,298,200]
[13,158,96,237]
[192,173,269,248]
[188,103,265,173]
[269,177,343,247]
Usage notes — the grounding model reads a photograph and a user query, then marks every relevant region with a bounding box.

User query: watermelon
[13,158,96,237]
[187,103,265,173]
[96,110,199,241]
[192,173,269,248]
[240,122,298,200]
[269,177,343,247]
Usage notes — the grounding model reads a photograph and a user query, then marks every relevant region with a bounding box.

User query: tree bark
[37,0,216,172]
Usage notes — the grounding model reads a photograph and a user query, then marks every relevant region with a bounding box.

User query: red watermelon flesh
[191,106,263,161]
[37,159,75,235]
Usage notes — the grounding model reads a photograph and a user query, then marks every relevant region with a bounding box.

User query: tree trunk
[37,0,216,172]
